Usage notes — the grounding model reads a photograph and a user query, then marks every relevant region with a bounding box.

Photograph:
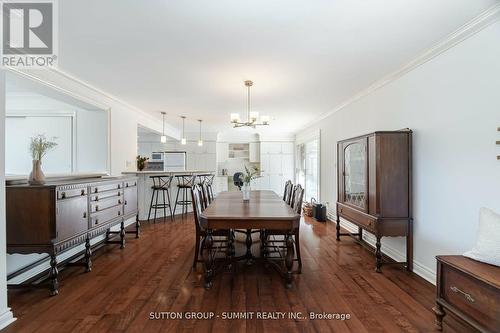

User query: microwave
[150,152,164,162]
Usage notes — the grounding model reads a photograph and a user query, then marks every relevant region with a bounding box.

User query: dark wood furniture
[200,190,300,289]
[263,184,305,273]
[147,175,174,222]
[336,129,413,272]
[433,255,500,332]
[190,185,231,269]
[6,176,139,296]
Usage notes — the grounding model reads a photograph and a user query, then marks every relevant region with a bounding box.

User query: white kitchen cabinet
[249,142,260,162]
[205,141,217,154]
[281,154,294,180]
[269,155,282,174]
[261,142,282,154]
[216,142,229,163]
[281,142,295,154]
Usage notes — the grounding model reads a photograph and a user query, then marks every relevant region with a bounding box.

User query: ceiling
[57,0,497,133]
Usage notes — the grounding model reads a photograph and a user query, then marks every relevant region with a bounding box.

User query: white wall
[6,93,108,174]
[0,72,16,328]
[296,21,500,283]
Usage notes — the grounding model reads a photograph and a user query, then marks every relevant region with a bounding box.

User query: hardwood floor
[4,215,473,333]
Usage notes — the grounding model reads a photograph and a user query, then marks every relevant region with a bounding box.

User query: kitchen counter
[122,170,214,175]
[122,170,215,220]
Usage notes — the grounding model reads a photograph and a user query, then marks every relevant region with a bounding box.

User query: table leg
[203,230,214,289]
[245,229,253,265]
[285,232,294,289]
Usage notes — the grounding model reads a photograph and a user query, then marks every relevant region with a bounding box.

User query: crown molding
[298,3,500,133]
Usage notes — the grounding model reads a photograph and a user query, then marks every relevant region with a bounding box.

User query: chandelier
[230,80,270,128]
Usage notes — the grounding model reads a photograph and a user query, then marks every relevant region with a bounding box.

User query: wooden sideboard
[336,129,412,272]
[6,176,139,295]
[433,255,500,332]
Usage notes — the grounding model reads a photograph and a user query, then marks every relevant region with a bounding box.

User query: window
[296,134,320,202]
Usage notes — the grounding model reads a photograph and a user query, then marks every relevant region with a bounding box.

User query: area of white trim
[0,308,16,330]
[327,210,436,285]
[299,3,500,132]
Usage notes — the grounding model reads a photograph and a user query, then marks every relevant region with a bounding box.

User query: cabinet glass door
[343,141,367,209]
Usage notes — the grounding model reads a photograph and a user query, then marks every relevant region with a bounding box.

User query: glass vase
[242,183,251,202]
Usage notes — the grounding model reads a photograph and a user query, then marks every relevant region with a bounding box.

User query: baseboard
[327,210,436,285]
[0,308,16,330]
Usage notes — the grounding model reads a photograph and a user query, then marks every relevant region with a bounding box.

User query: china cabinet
[336,129,413,272]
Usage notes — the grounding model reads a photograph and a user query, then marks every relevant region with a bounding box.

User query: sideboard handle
[450,286,475,303]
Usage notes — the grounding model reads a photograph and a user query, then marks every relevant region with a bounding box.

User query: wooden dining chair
[283,180,293,205]
[191,185,231,269]
[261,184,305,273]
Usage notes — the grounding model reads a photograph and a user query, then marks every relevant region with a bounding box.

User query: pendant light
[160,112,167,143]
[197,120,203,146]
[180,116,187,145]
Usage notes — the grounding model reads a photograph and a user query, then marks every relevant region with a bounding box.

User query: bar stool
[204,174,215,199]
[147,175,174,223]
[173,174,196,216]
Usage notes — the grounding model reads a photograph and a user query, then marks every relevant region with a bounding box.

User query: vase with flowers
[136,155,149,171]
[28,134,58,185]
[240,165,260,202]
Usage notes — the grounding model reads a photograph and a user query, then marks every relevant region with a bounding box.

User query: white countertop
[122,170,215,175]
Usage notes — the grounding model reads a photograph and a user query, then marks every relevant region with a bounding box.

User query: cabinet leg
[84,237,92,273]
[120,220,126,249]
[432,303,445,331]
[358,227,363,241]
[49,254,59,296]
[285,232,294,289]
[375,236,382,273]
[135,214,140,239]
[203,230,214,289]
[336,216,340,241]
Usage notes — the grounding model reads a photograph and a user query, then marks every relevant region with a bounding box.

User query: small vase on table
[242,183,251,202]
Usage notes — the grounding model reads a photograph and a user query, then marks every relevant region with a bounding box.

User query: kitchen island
[122,170,215,220]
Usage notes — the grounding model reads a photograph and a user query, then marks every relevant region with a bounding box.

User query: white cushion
[463,207,500,267]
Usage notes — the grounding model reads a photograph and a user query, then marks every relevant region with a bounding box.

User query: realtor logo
[1,0,58,67]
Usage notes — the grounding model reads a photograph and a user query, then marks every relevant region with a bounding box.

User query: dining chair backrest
[291,184,304,215]
[191,185,205,232]
[290,184,302,208]
[283,180,293,204]
[201,182,213,205]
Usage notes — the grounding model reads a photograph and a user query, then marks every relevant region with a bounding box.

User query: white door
[6,115,73,175]
[281,154,294,182]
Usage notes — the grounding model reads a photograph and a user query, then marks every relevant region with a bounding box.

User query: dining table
[199,190,301,289]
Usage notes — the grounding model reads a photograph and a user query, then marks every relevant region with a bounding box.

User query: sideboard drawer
[90,190,123,202]
[57,187,87,200]
[90,196,122,213]
[442,265,500,331]
[338,204,377,232]
[90,207,122,227]
[124,179,137,188]
[90,182,122,194]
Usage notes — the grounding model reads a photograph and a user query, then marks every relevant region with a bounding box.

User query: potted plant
[136,155,149,171]
[28,134,57,185]
[239,165,260,202]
